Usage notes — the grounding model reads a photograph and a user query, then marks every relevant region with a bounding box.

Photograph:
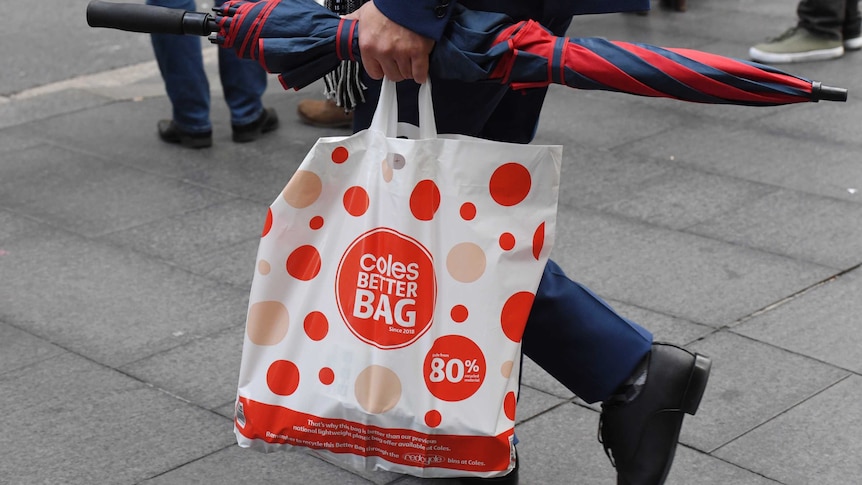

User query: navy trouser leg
[522,260,653,403]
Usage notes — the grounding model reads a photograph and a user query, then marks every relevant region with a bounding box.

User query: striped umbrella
[86,0,847,103]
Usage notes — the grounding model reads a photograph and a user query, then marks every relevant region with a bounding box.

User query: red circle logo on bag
[336,228,437,349]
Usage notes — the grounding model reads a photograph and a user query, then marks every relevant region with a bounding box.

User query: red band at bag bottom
[235,396,515,472]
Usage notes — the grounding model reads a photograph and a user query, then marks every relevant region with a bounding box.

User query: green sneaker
[749,27,843,63]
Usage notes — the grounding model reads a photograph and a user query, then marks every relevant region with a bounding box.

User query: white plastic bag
[234,80,561,478]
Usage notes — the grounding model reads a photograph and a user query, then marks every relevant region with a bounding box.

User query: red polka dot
[451,305,468,323]
[319,367,335,385]
[304,311,329,341]
[504,391,517,421]
[490,163,531,207]
[331,146,349,164]
[309,216,324,230]
[262,208,273,237]
[286,245,321,281]
[425,410,442,428]
[501,291,535,342]
[499,232,515,251]
[267,360,300,395]
[343,186,369,217]
[460,202,476,221]
[410,179,441,221]
[532,222,545,260]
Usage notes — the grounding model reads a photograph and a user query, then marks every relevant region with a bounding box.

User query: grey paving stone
[549,146,673,210]
[140,443,385,485]
[185,237,260,289]
[101,198,266,267]
[514,402,615,484]
[550,208,835,327]
[714,375,862,485]
[0,353,234,485]
[762,84,862,148]
[122,325,244,410]
[680,331,849,453]
[734,268,862,374]
[0,89,114,130]
[620,122,862,204]
[534,87,679,151]
[0,209,42,243]
[0,229,247,368]
[30,92,329,204]
[665,446,783,485]
[0,129,44,154]
[0,143,230,237]
[688,188,862,269]
[515,386,570,424]
[2,0,153,95]
[566,9,716,49]
[593,164,778,231]
[0,323,65,376]
[605,299,713,346]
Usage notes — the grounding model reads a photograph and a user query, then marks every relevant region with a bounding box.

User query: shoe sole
[159,134,212,149]
[845,37,862,50]
[681,354,711,415]
[232,110,279,143]
[654,352,710,485]
[749,45,844,63]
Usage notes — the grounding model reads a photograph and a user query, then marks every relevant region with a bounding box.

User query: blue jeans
[146,0,268,133]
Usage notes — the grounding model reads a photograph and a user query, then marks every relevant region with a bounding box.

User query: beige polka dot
[258,260,271,275]
[382,157,393,182]
[354,365,402,414]
[246,301,289,346]
[446,242,486,283]
[501,360,514,378]
[282,170,322,208]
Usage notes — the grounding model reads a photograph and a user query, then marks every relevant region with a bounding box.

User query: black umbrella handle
[86,0,217,36]
[811,81,848,102]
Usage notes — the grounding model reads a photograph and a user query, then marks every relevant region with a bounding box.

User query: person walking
[750,0,862,63]
[146,0,279,148]
[345,1,711,484]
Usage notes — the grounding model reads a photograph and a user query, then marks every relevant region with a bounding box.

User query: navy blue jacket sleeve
[373,0,456,41]
[372,0,652,41]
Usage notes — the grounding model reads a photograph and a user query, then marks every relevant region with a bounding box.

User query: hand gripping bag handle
[369,79,438,139]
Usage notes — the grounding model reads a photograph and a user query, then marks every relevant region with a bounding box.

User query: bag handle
[370,79,438,139]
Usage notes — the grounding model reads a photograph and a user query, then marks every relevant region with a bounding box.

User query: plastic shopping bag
[234,80,561,478]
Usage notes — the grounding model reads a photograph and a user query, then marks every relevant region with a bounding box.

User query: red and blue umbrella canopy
[86,0,847,104]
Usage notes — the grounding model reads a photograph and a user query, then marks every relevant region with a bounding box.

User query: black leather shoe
[232,107,279,143]
[599,343,711,485]
[157,120,212,149]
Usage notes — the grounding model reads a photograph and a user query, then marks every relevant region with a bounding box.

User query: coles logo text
[336,228,436,349]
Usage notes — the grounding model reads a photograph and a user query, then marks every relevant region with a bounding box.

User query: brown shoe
[297,98,353,128]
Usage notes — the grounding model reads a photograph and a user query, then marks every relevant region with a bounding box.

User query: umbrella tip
[811,81,848,102]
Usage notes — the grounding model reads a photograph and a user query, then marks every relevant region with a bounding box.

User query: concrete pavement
[2,0,862,483]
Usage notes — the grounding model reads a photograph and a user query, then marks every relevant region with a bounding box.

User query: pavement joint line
[731,262,862,327]
[5,47,218,101]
